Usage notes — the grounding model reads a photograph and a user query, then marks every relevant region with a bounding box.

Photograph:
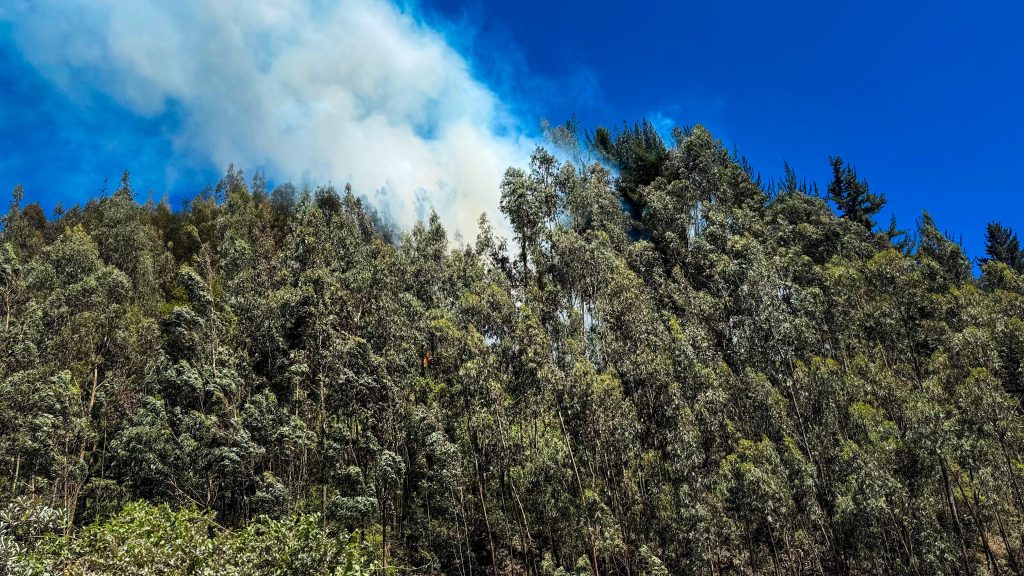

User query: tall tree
[827,156,885,229]
[590,118,669,210]
[981,221,1023,271]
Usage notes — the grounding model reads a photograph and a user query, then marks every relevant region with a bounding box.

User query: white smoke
[2,0,533,236]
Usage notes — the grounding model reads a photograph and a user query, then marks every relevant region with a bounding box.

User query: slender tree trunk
[940,456,974,575]
[496,414,535,574]
[998,437,1024,516]
[12,453,19,495]
[67,365,102,530]
[473,447,498,573]
[557,405,601,576]
[459,486,474,576]
[955,473,999,576]
[450,487,467,576]
[993,506,1020,574]
[86,366,99,424]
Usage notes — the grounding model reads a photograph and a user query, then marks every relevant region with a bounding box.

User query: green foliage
[982,221,1023,272]
[2,124,1023,575]
[5,500,373,575]
[827,156,885,230]
[589,118,669,208]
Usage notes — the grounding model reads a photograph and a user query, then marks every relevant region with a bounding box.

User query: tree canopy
[2,123,1024,575]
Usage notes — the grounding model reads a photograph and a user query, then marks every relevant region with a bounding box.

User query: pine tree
[916,211,972,288]
[885,214,913,254]
[981,221,1023,271]
[589,118,669,208]
[826,156,885,229]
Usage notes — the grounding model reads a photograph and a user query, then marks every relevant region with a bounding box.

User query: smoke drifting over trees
[0,0,532,236]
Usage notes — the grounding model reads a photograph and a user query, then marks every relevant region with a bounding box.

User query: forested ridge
[2,121,1024,575]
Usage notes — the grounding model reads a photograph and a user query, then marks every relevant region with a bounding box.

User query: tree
[827,156,885,230]
[981,222,1023,271]
[1,185,45,256]
[499,148,560,278]
[589,118,669,210]
[0,243,23,331]
[916,211,972,288]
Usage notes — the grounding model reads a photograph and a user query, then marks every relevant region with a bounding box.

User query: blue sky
[1,1,1021,258]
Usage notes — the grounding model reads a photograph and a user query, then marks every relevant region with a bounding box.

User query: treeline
[2,122,1024,575]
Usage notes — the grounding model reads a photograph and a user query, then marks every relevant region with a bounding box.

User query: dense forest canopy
[2,122,1024,575]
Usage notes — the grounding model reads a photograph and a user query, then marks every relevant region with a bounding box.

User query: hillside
[2,123,1024,575]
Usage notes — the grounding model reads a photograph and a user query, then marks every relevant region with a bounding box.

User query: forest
[2,120,1024,575]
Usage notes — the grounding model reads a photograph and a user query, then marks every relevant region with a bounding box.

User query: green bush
[5,500,373,576]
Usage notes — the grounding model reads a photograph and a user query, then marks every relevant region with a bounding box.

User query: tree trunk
[940,456,974,576]
[557,405,601,576]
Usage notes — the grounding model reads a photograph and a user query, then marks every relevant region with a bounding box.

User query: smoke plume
[2,0,533,236]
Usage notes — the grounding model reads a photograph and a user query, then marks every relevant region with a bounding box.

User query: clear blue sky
[1,1,1021,260]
